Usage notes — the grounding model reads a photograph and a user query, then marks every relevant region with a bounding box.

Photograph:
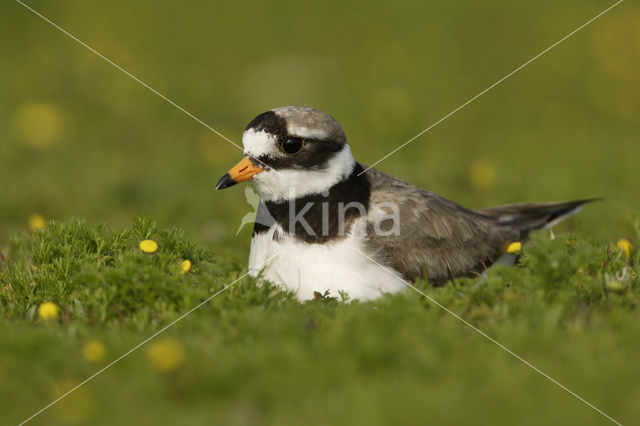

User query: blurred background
[2,0,639,249]
[2,1,640,425]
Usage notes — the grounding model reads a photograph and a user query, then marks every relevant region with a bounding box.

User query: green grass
[2,0,640,424]
[1,218,639,425]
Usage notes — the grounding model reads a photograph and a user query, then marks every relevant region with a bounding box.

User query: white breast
[248,219,407,301]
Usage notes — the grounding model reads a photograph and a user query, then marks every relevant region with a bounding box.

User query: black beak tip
[215,173,236,190]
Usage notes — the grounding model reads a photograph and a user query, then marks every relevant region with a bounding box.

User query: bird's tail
[477,198,601,240]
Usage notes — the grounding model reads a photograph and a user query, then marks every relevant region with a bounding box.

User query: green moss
[1,218,639,424]
[0,217,292,328]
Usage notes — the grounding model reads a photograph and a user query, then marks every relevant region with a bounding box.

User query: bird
[216,106,597,301]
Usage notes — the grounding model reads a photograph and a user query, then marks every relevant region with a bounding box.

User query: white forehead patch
[286,124,329,141]
[242,128,279,158]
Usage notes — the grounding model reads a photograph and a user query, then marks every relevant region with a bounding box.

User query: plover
[216,106,595,301]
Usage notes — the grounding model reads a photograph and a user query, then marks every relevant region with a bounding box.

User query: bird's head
[216,106,356,202]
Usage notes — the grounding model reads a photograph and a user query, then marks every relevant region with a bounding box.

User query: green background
[1,0,638,425]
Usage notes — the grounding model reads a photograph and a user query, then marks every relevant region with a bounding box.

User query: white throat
[252,145,356,202]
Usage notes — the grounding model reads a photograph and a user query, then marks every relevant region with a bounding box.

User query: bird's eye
[281,137,304,155]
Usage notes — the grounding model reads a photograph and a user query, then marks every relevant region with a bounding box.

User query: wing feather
[363,167,516,284]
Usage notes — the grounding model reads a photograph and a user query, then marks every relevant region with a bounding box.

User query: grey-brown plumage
[274,106,347,145]
[363,167,596,284]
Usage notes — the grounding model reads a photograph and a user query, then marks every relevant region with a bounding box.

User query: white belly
[248,223,407,301]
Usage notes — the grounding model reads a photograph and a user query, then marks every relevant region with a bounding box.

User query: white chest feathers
[248,221,407,302]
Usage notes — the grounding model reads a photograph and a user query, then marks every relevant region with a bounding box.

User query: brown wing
[363,167,516,284]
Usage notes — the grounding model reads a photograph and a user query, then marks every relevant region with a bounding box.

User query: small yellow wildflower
[28,214,46,231]
[139,239,158,253]
[180,259,192,274]
[506,241,522,255]
[616,238,633,258]
[38,302,58,320]
[14,101,66,148]
[469,158,497,192]
[82,340,106,363]
[146,338,185,373]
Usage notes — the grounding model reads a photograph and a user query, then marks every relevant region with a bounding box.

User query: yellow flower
[506,241,522,255]
[616,238,633,258]
[38,302,58,320]
[146,338,185,373]
[82,340,106,363]
[139,239,158,253]
[14,101,66,148]
[28,214,46,231]
[180,259,192,274]
[469,158,497,192]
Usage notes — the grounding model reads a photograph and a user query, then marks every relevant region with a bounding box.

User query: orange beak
[215,157,264,190]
